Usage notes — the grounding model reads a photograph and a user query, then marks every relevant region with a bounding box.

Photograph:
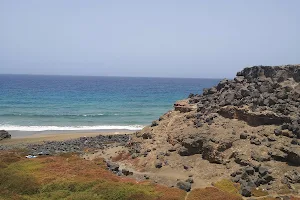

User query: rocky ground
[98,65,300,199]
[1,65,300,199]
[0,134,130,154]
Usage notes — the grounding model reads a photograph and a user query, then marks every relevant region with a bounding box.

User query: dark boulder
[155,161,162,168]
[232,165,274,197]
[151,121,158,127]
[121,169,133,176]
[180,136,207,156]
[0,130,11,141]
[240,87,251,97]
[250,138,261,145]
[177,181,191,192]
[251,148,271,162]
[142,132,153,139]
[240,133,249,139]
[245,166,255,175]
[202,142,223,164]
[186,178,194,183]
[240,186,252,197]
[231,152,251,166]
[217,139,233,152]
[281,146,300,165]
[258,166,268,176]
[106,161,119,171]
[274,129,282,136]
[283,170,300,184]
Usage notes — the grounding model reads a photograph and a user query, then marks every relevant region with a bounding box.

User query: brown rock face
[218,106,291,126]
[174,100,196,113]
[191,65,300,136]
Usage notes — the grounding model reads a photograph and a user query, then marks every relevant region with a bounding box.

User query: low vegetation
[212,179,241,196]
[187,187,242,200]
[0,151,186,200]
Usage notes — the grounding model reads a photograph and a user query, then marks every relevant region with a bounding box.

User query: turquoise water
[0,75,220,131]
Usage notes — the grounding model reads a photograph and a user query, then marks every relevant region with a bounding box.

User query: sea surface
[0,75,220,132]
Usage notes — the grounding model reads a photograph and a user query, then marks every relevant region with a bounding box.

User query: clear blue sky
[0,1,299,78]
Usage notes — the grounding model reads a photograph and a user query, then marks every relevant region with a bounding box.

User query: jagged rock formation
[192,65,299,127]
[126,65,300,198]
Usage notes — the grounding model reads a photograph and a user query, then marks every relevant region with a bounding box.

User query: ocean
[0,75,220,132]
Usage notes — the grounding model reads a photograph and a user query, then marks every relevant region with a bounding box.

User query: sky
[0,1,299,78]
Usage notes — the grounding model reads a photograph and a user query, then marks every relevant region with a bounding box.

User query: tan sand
[0,131,134,145]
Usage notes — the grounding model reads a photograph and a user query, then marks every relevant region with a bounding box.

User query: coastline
[0,129,135,145]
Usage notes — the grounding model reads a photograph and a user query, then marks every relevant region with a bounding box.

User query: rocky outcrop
[231,166,274,197]
[218,106,291,126]
[0,130,11,141]
[174,100,196,113]
[127,65,300,198]
[192,65,300,131]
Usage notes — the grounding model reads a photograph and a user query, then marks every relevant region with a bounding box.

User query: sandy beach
[0,130,135,145]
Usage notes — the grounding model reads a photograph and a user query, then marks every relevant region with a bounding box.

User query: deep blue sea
[0,75,220,132]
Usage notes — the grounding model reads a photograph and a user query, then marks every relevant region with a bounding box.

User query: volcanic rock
[176,181,191,192]
[0,130,11,141]
[126,65,300,198]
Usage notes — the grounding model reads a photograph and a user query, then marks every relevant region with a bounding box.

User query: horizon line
[0,73,225,80]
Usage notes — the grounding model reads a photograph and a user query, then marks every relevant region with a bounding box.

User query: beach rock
[121,169,133,176]
[155,161,162,168]
[144,175,150,179]
[0,130,11,141]
[174,100,195,113]
[185,178,194,183]
[142,132,153,139]
[240,133,249,139]
[151,121,158,127]
[240,186,252,197]
[179,136,207,156]
[270,149,288,161]
[281,146,300,165]
[258,166,268,176]
[131,153,139,159]
[176,181,191,192]
[251,148,271,162]
[245,166,255,175]
[274,129,282,136]
[217,139,233,152]
[291,139,300,145]
[202,142,224,164]
[283,170,300,184]
[232,152,251,166]
[250,138,261,145]
[107,162,119,171]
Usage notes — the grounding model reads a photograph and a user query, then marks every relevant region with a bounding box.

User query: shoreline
[8,129,137,138]
[0,130,135,145]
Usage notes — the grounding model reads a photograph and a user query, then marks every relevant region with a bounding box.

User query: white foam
[0,125,144,131]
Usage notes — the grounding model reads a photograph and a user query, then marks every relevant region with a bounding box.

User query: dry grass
[212,179,241,196]
[251,188,269,197]
[187,187,243,200]
[0,151,185,200]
